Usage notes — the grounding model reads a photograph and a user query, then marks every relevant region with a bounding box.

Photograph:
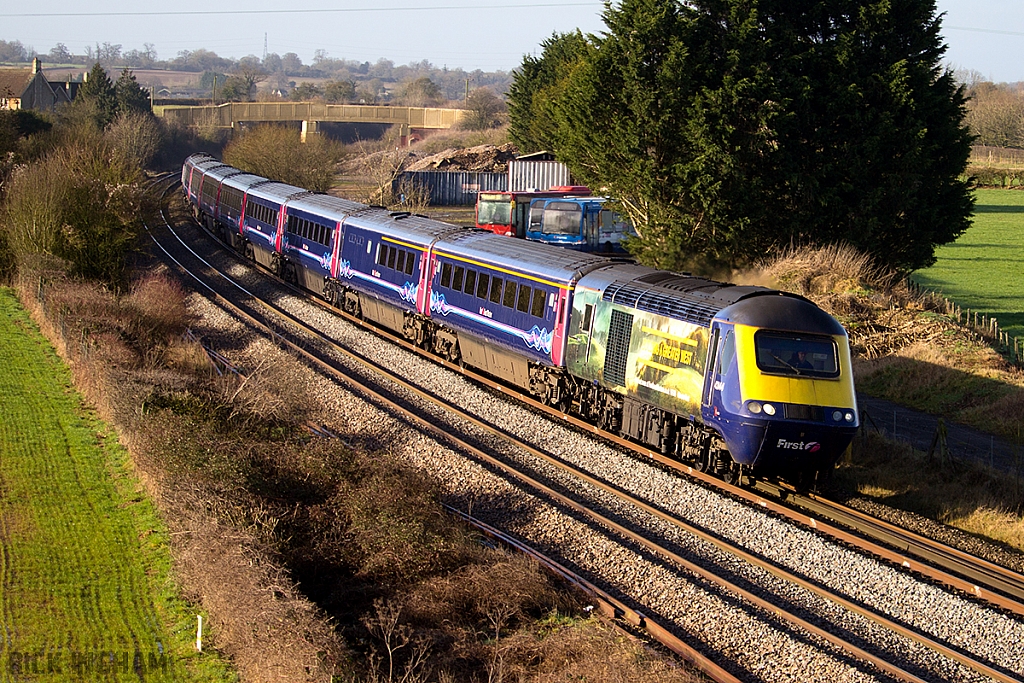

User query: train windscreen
[753,332,839,378]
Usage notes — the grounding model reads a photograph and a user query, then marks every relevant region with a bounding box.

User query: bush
[2,136,149,287]
[223,124,344,191]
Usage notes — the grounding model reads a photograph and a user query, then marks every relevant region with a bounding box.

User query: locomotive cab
[702,295,859,479]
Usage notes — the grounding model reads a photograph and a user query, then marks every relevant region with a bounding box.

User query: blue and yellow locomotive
[562,265,858,482]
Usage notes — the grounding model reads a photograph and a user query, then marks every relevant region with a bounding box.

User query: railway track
[146,176,1024,682]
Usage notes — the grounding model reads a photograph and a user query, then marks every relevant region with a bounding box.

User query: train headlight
[832,410,843,422]
[845,412,855,423]
[747,401,762,414]
[762,403,776,416]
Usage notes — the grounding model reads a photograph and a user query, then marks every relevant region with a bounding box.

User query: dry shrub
[342,454,471,582]
[512,617,704,683]
[223,124,344,192]
[164,487,349,683]
[125,273,190,348]
[3,137,148,287]
[391,177,431,213]
[758,243,892,296]
[104,111,165,170]
[406,554,572,637]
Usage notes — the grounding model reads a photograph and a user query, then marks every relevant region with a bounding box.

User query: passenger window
[387,246,397,269]
[531,288,546,318]
[477,273,490,299]
[377,244,387,266]
[395,250,406,274]
[441,262,453,288]
[404,252,415,275]
[489,277,503,304]
[503,280,517,308]
[516,284,531,313]
[464,270,476,295]
[452,266,464,292]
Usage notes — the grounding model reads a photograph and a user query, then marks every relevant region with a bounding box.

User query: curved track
[148,176,1024,682]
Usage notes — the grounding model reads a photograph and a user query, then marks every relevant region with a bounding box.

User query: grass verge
[834,431,1024,553]
[0,287,235,681]
[913,188,1024,340]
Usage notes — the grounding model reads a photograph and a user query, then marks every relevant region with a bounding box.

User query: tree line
[1,39,513,109]
[507,0,974,276]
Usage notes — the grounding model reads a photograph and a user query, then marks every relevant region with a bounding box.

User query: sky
[2,1,1024,81]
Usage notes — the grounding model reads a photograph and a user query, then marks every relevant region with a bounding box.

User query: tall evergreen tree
[507,31,590,154]
[75,63,118,129]
[532,0,973,274]
[114,67,152,117]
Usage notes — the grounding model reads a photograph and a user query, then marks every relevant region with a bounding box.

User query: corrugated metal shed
[393,171,506,206]
[508,160,573,192]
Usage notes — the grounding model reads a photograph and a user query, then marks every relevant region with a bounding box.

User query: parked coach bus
[526,196,634,253]
[475,186,590,237]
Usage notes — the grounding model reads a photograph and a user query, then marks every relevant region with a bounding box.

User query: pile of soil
[405,143,519,173]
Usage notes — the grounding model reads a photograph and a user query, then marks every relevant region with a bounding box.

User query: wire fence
[905,278,1024,370]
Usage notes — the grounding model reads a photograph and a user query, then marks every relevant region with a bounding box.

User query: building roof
[0,68,32,99]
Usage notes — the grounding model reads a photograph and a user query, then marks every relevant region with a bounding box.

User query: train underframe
[191,217,749,483]
[319,275,743,483]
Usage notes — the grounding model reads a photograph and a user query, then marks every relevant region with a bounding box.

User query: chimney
[32,57,41,75]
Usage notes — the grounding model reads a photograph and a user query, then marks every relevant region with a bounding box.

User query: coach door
[702,323,735,421]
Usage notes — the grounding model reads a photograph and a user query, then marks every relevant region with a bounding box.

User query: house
[0,58,79,112]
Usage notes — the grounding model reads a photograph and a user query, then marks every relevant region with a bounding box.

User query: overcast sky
[2,0,1023,81]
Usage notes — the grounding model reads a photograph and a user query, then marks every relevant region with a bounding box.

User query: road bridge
[153,102,465,144]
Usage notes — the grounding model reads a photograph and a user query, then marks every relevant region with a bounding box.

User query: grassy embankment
[0,288,234,682]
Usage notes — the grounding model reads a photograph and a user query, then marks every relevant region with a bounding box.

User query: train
[182,153,859,485]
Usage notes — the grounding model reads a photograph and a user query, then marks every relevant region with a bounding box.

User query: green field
[913,188,1024,340]
[0,289,232,682]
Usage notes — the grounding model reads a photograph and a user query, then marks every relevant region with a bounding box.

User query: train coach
[182,154,859,485]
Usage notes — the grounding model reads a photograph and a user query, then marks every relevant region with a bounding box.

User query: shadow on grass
[974,204,1024,213]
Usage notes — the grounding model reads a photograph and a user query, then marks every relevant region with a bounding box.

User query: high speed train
[183,153,859,484]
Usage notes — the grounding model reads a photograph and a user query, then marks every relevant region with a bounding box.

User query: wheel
[694,447,713,473]
[722,462,746,487]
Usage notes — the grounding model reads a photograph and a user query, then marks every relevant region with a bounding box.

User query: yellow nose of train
[703,295,859,477]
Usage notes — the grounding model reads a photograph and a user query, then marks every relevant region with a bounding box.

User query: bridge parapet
[154,102,465,130]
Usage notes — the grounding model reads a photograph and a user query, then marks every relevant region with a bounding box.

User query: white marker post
[197,615,203,652]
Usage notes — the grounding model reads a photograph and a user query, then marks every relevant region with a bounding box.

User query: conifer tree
[75,62,117,129]
[522,0,973,274]
[114,67,152,117]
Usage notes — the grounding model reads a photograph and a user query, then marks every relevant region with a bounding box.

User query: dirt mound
[405,143,519,173]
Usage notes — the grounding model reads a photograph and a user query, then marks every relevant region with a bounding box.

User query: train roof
[578,264,788,327]
[285,192,368,221]
[200,164,250,184]
[246,181,309,204]
[191,159,229,175]
[184,153,216,167]
[719,294,847,337]
[342,210,466,247]
[434,230,612,284]
[220,172,268,192]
